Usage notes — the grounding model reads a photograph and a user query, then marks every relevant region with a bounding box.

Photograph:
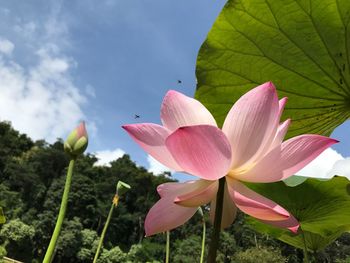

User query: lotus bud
[64,122,88,158]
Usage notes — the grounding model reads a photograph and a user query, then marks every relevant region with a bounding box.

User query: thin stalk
[165,231,170,263]
[207,177,226,263]
[200,213,206,263]
[43,158,76,263]
[301,229,310,263]
[93,201,116,263]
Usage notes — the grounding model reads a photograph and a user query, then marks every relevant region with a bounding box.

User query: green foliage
[98,246,127,263]
[76,229,99,262]
[320,233,350,262]
[0,121,33,173]
[246,177,350,251]
[0,219,35,261]
[216,231,238,263]
[55,217,83,259]
[0,218,35,243]
[0,245,6,259]
[0,246,7,262]
[195,0,350,138]
[233,246,287,263]
[0,174,25,220]
[336,257,350,263]
[0,122,175,262]
[126,240,164,263]
[0,121,349,262]
[173,235,202,263]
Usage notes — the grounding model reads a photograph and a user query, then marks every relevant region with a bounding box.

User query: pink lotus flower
[123,82,338,236]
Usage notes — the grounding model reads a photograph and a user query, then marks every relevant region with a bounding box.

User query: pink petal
[278,97,288,120]
[260,216,300,234]
[76,121,88,138]
[210,182,237,229]
[174,180,218,207]
[122,123,182,171]
[161,90,217,131]
[145,197,197,236]
[145,180,206,236]
[222,82,279,169]
[165,125,232,180]
[227,178,290,221]
[234,135,338,183]
[157,181,196,198]
[269,119,291,150]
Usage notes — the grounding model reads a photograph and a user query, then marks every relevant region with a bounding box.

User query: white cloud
[147,155,173,175]
[326,157,350,178]
[0,46,86,142]
[0,38,14,55]
[296,148,350,180]
[0,4,92,142]
[94,148,125,167]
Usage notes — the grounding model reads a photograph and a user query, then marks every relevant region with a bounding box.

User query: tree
[0,245,6,259]
[0,121,33,176]
[126,240,163,263]
[0,121,350,262]
[0,218,35,261]
[55,217,83,261]
[76,229,99,262]
[98,246,127,263]
[173,235,202,263]
[233,246,287,263]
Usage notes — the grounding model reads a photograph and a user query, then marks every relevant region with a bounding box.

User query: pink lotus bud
[64,122,88,157]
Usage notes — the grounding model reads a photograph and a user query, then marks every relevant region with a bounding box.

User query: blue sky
[0,0,349,181]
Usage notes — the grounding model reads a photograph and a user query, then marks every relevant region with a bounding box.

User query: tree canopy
[0,121,350,262]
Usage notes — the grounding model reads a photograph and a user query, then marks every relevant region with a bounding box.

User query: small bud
[116,181,131,196]
[64,122,88,158]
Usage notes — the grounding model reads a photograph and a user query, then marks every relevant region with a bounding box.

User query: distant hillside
[1,121,350,263]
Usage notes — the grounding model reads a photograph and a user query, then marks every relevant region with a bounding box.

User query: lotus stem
[301,229,309,263]
[165,231,170,263]
[93,197,117,263]
[200,209,206,263]
[43,158,76,263]
[207,177,225,263]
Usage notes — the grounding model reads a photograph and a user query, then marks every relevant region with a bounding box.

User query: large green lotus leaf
[283,175,308,187]
[245,177,350,251]
[195,0,350,136]
[0,207,5,224]
[248,219,347,251]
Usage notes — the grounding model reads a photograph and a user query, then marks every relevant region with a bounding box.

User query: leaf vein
[221,11,346,98]
[295,0,350,95]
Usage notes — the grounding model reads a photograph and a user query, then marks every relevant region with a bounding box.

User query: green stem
[165,231,170,263]
[93,202,116,263]
[200,213,206,263]
[207,177,226,263]
[43,158,76,263]
[301,229,310,263]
